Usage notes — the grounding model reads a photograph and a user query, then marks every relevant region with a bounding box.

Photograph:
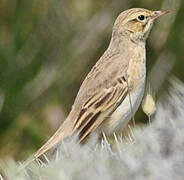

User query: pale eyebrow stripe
[124,9,149,21]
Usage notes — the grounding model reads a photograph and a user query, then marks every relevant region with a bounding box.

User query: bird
[21,8,169,168]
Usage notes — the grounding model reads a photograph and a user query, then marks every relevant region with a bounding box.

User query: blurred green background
[0,0,183,160]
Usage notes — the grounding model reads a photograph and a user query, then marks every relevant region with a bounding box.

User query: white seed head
[142,93,156,117]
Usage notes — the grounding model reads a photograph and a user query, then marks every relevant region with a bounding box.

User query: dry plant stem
[128,124,135,142]
[148,115,151,126]
[126,75,136,127]
[113,132,122,156]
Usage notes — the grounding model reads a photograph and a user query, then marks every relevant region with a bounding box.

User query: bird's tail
[18,117,73,172]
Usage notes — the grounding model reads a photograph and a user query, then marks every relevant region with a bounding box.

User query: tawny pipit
[23,8,169,167]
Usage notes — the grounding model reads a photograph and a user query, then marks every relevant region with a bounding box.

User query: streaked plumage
[21,8,169,169]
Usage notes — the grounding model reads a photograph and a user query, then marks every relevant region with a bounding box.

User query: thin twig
[125,75,136,127]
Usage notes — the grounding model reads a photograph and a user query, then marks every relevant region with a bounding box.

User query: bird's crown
[113,8,169,42]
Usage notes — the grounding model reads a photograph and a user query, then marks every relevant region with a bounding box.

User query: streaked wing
[73,76,128,142]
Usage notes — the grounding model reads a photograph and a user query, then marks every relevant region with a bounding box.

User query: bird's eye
[138,15,145,21]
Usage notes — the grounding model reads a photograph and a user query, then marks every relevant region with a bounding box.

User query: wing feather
[73,77,128,142]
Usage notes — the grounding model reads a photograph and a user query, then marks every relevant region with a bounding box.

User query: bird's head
[113,8,169,42]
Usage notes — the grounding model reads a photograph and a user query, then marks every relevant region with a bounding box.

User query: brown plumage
[20,8,169,169]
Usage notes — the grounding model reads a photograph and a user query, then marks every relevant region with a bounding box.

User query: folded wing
[73,76,128,142]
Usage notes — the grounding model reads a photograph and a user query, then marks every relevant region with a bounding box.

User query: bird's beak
[151,10,170,19]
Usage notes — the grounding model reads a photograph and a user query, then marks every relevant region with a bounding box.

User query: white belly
[104,78,145,134]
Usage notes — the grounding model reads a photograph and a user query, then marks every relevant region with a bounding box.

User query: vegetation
[1,77,184,179]
[0,0,183,161]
